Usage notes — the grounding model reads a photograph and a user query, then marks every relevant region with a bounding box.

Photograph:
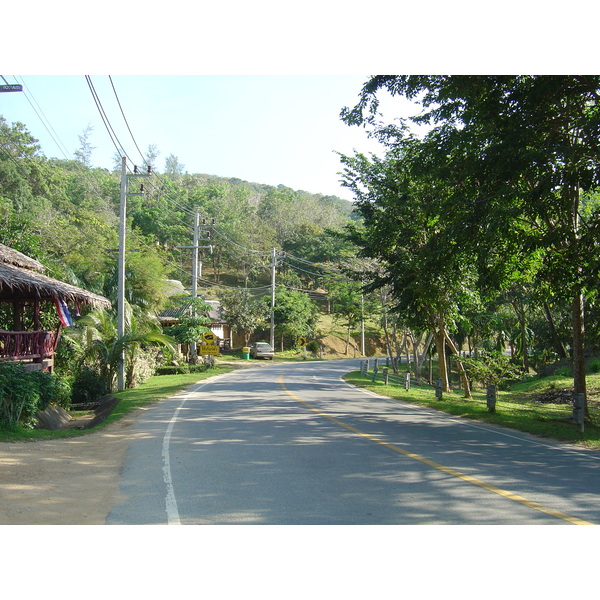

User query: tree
[219,289,269,346]
[343,75,600,411]
[271,286,319,351]
[164,154,185,179]
[166,297,213,358]
[340,148,474,395]
[74,124,95,167]
[70,305,175,392]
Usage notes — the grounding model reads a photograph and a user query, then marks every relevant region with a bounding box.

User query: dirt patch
[533,389,575,405]
[0,413,142,525]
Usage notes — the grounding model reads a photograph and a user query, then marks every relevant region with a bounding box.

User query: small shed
[0,243,111,371]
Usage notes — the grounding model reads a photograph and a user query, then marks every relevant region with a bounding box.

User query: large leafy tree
[340,146,475,395]
[343,75,600,409]
[219,289,269,346]
[271,286,319,350]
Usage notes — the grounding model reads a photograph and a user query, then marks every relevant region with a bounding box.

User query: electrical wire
[3,75,349,301]
[108,75,147,166]
[85,75,133,164]
[14,76,73,161]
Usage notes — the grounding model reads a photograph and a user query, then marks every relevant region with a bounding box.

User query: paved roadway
[106,359,600,525]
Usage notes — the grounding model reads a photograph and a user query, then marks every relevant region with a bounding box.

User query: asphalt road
[106,359,600,525]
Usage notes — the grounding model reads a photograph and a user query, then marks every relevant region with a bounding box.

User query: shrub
[71,367,109,404]
[155,364,208,376]
[0,363,40,428]
[127,346,160,388]
[29,370,72,411]
[306,340,320,355]
[461,352,524,388]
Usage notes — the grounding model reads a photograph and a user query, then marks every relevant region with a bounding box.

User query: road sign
[202,331,217,344]
[0,84,23,92]
[297,337,306,347]
[200,344,220,355]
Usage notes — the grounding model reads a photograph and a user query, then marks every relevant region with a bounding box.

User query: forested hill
[0,115,359,311]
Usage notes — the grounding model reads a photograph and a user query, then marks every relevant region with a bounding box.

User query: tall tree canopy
[342,75,600,404]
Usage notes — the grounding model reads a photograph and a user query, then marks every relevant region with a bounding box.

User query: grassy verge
[343,371,600,450]
[0,366,236,443]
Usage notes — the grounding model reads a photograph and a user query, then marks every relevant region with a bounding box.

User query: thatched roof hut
[0,244,111,371]
[0,243,111,309]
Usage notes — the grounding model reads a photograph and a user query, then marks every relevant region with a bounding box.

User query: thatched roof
[0,243,111,308]
[0,244,45,271]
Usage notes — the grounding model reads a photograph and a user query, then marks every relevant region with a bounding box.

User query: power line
[84,75,133,163]
[108,75,147,166]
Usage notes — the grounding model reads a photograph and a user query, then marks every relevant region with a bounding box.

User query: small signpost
[199,331,219,356]
[297,336,306,358]
[0,84,23,92]
[199,344,219,355]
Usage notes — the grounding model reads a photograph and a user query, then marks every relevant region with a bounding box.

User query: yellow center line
[279,373,593,526]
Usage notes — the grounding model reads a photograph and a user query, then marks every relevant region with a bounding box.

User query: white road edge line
[162,380,212,525]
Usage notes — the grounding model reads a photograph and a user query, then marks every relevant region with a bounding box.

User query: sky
[3,2,596,202]
[0,74,410,200]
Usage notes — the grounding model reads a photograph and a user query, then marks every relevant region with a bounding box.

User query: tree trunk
[444,332,472,398]
[432,314,450,392]
[543,302,567,359]
[511,297,529,373]
[416,332,433,383]
[380,295,393,359]
[572,290,589,417]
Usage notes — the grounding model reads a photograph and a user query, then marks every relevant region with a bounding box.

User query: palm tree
[70,303,175,392]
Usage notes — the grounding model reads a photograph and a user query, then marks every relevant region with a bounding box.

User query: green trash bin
[242,346,250,360]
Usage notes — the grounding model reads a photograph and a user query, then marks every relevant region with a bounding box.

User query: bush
[460,352,524,388]
[71,367,109,404]
[0,363,40,428]
[306,340,320,355]
[0,364,72,428]
[29,370,72,411]
[155,364,208,376]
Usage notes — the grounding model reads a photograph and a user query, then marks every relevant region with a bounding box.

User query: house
[159,296,232,350]
[0,243,111,371]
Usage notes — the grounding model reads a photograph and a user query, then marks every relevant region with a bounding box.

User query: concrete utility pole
[117,158,127,392]
[190,212,200,360]
[270,248,276,348]
[176,215,214,362]
[117,158,151,391]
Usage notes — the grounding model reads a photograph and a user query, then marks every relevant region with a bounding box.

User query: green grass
[0,366,236,443]
[343,370,600,449]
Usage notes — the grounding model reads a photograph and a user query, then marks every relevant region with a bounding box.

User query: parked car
[249,342,274,360]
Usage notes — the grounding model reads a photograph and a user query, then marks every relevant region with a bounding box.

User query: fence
[358,357,594,430]
[360,358,414,390]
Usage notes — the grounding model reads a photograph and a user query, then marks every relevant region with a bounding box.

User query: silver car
[249,342,274,360]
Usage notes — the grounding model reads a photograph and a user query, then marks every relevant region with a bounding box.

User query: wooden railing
[0,330,58,362]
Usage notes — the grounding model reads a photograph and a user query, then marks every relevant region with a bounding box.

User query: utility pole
[190,212,200,360]
[361,293,365,356]
[176,216,214,363]
[117,158,151,391]
[270,248,277,348]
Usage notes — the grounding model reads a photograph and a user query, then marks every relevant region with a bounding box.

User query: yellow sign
[297,337,306,347]
[202,332,217,344]
[200,344,220,355]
